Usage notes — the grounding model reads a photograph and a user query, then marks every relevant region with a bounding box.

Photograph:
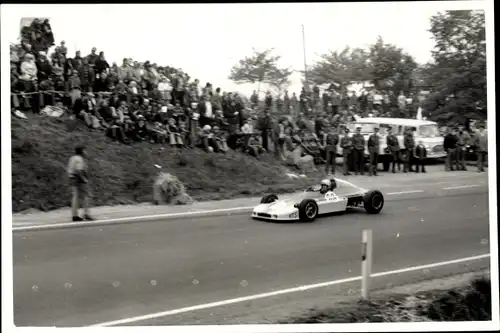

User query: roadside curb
[12,206,254,233]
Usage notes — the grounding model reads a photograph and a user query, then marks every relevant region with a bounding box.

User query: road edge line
[12,206,254,233]
[88,253,490,327]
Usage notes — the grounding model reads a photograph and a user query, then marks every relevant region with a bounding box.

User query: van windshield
[419,124,441,138]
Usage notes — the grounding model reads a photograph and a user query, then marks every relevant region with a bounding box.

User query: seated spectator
[150,122,167,144]
[93,71,112,93]
[178,121,191,147]
[199,125,218,152]
[247,132,265,158]
[167,118,184,148]
[97,98,116,129]
[212,126,229,153]
[36,51,52,82]
[131,115,150,142]
[289,136,318,174]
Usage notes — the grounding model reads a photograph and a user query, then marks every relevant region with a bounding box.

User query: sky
[1,1,488,97]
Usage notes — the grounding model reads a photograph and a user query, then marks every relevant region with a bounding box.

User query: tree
[368,36,418,93]
[228,48,292,94]
[305,46,371,89]
[422,10,486,124]
[306,39,417,94]
[267,67,292,95]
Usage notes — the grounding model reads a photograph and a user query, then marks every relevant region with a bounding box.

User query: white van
[337,118,446,171]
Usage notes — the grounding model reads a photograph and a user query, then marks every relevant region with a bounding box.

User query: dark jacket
[403,134,415,149]
[340,136,353,153]
[386,134,400,151]
[414,144,427,159]
[443,133,458,151]
[368,134,380,154]
[352,133,365,150]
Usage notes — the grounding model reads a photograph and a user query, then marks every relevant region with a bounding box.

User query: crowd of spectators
[15,18,481,175]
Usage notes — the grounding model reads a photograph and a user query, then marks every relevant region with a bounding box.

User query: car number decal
[325,192,338,202]
[289,212,298,219]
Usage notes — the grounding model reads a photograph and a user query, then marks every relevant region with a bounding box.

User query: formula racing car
[252,178,384,222]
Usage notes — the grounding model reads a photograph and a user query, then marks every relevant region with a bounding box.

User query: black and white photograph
[1,1,498,332]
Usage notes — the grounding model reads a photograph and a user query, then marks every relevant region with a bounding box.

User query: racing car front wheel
[363,190,384,214]
[298,199,319,222]
[261,194,279,204]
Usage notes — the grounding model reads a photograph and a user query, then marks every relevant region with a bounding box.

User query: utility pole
[302,24,308,89]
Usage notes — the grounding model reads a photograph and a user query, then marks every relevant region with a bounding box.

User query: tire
[363,190,384,214]
[298,199,319,222]
[261,193,279,204]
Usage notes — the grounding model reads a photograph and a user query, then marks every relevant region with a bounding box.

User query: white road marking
[442,185,480,190]
[12,206,255,233]
[386,190,425,195]
[88,253,490,327]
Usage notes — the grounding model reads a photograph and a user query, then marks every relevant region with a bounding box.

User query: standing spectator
[323,127,339,175]
[386,126,401,173]
[414,140,427,173]
[20,53,40,113]
[283,90,290,114]
[31,31,47,57]
[66,70,82,107]
[352,126,365,175]
[94,52,109,75]
[455,125,471,171]
[87,47,99,67]
[340,128,353,176]
[212,87,223,112]
[403,128,416,172]
[367,126,380,176]
[67,145,94,222]
[443,128,458,171]
[69,50,84,75]
[79,57,95,93]
[397,91,406,117]
[250,90,259,108]
[290,92,298,117]
[473,124,488,172]
[157,76,172,101]
[258,109,273,151]
[198,92,214,127]
[59,40,68,57]
[174,72,186,106]
[36,51,52,82]
[265,91,273,110]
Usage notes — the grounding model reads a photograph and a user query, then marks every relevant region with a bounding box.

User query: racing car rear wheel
[298,199,319,222]
[363,190,384,214]
[261,194,279,204]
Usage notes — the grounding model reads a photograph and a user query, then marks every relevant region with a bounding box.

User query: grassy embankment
[11,115,316,212]
[281,277,491,323]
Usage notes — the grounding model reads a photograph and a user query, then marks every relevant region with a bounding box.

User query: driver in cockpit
[319,178,338,194]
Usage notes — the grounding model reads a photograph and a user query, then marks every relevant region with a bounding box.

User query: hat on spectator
[87,93,95,97]
[203,125,212,131]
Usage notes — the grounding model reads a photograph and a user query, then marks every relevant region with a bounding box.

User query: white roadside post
[361,229,373,301]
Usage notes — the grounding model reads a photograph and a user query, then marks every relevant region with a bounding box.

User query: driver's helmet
[329,178,337,191]
[320,179,331,194]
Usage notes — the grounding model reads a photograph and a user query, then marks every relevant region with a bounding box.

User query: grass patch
[11,115,318,212]
[280,277,491,323]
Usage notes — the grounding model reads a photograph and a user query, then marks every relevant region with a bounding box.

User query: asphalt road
[13,185,490,327]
